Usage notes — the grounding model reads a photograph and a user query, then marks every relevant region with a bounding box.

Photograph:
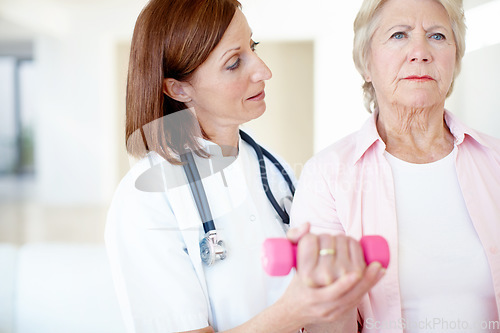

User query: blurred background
[0,0,499,332]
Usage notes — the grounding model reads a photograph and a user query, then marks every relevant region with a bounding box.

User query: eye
[250,40,260,52]
[430,33,446,41]
[391,32,406,40]
[226,58,241,71]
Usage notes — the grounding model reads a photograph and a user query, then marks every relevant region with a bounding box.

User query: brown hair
[125,0,242,163]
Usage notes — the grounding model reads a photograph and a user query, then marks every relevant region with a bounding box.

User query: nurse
[105,0,385,332]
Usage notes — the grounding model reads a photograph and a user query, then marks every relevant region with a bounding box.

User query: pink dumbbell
[262,235,390,276]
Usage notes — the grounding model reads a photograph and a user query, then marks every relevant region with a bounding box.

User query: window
[0,42,34,175]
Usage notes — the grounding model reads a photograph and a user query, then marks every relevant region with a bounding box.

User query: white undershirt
[385,147,498,333]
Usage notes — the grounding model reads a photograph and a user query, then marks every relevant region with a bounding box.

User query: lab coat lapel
[180,228,214,325]
[159,160,214,325]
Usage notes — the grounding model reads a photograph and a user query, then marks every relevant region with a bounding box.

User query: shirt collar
[351,109,492,166]
[352,110,386,165]
[443,110,492,148]
[194,135,244,158]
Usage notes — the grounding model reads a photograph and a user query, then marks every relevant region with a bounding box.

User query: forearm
[181,301,301,333]
[181,307,357,333]
[221,299,303,333]
[222,298,357,333]
[303,309,357,333]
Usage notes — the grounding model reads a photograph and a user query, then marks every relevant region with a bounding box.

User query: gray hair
[353,0,467,112]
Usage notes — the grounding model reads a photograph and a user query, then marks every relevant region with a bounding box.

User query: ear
[364,60,372,82]
[163,78,192,103]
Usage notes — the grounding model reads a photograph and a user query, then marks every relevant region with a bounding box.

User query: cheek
[439,53,456,84]
[446,56,456,78]
[370,49,399,79]
[225,81,247,103]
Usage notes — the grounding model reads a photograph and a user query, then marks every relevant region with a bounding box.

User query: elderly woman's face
[366,0,456,109]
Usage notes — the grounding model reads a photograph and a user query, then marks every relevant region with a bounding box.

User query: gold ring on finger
[319,248,336,256]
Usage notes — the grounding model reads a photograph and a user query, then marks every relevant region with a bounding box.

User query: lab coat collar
[194,135,243,157]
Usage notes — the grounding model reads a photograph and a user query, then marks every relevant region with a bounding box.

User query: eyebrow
[426,24,449,32]
[219,31,253,61]
[386,24,449,33]
[386,25,412,33]
[220,47,240,61]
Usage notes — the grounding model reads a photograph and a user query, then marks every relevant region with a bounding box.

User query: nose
[408,36,432,63]
[250,54,272,82]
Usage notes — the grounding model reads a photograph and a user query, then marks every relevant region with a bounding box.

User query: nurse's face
[182,9,272,133]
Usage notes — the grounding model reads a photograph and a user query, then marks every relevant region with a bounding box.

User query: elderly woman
[291,0,500,331]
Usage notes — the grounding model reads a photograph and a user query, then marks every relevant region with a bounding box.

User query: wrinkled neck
[376,104,454,163]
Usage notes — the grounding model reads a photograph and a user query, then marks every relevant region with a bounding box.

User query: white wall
[446,0,500,139]
[241,0,368,153]
[446,44,500,138]
[246,41,315,177]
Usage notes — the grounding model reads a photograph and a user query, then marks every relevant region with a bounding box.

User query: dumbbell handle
[262,235,390,276]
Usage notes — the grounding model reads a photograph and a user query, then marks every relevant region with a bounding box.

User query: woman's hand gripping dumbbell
[263,225,388,330]
[262,235,390,276]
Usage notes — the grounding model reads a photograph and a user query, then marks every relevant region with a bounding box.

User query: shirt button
[249,215,256,221]
[490,246,498,255]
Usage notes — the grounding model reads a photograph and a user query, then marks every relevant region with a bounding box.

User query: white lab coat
[105,135,295,332]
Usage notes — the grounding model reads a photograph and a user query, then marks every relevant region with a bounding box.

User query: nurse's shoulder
[106,152,178,233]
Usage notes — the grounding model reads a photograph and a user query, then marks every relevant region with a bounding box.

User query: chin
[249,103,267,120]
[398,90,444,109]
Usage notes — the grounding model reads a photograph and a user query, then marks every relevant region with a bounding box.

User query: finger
[286,222,310,244]
[303,263,385,323]
[347,237,366,272]
[365,261,386,284]
[332,235,351,276]
[350,262,385,295]
[334,262,385,304]
[317,234,337,285]
[296,233,320,286]
[318,234,336,259]
[314,263,385,320]
[302,272,362,323]
[316,272,362,300]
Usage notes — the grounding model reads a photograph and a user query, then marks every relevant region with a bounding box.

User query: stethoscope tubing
[179,130,295,265]
[181,130,295,234]
[180,151,216,234]
[261,146,295,195]
[239,130,294,224]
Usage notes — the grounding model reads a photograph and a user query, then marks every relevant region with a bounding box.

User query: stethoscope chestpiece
[200,230,227,266]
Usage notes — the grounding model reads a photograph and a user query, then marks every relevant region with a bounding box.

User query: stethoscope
[180,130,295,266]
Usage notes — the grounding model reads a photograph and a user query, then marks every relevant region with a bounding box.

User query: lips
[404,75,434,81]
[247,90,265,101]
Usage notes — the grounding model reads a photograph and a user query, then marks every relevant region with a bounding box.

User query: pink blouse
[290,111,500,332]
